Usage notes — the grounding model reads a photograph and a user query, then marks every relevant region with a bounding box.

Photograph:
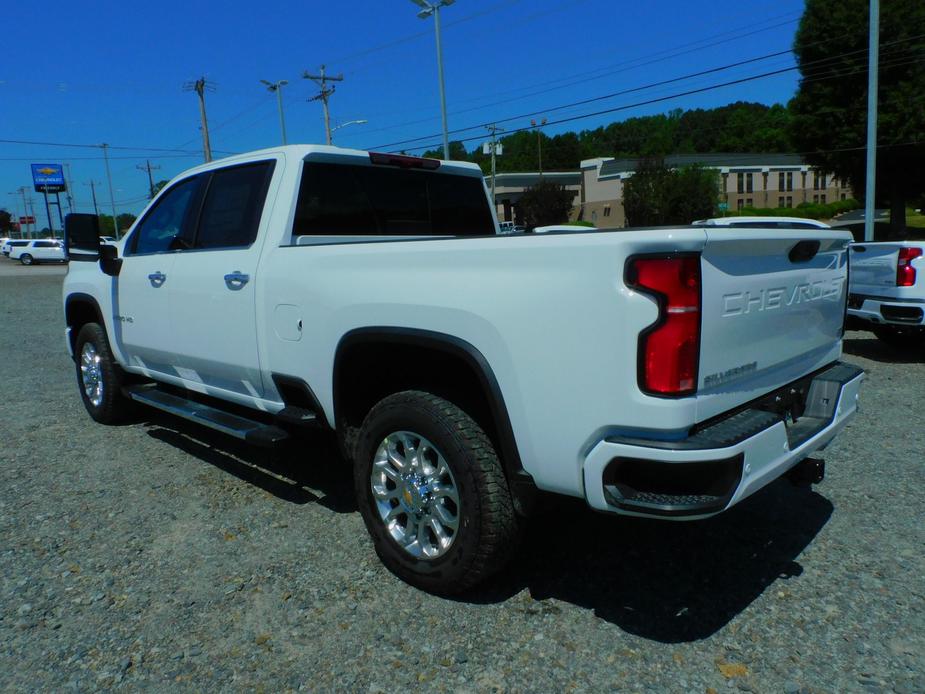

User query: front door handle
[224,271,250,290]
[148,271,166,287]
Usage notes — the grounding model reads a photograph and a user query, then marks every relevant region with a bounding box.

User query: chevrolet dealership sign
[31,163,67,193]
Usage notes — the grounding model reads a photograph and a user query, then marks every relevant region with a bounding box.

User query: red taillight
[627,255,701,396]
[897,247,922,287]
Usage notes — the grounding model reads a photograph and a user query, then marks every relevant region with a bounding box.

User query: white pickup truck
[63,145,863,593]
[848,241,925,347]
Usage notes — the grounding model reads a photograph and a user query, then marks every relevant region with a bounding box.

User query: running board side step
[124,385,290,447]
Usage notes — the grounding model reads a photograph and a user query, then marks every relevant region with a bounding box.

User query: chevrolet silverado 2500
[848,241,925,347]
[62,145,864,593]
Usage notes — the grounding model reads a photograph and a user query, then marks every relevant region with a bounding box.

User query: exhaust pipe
[787,457,825,487]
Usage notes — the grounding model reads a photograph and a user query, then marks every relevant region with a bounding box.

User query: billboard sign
[19,216,36,224]
[31,164,67,193]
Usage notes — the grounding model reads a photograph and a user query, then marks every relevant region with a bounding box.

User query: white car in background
[10,239,67,265]
[3,239,31,257]
[693,216,832,230]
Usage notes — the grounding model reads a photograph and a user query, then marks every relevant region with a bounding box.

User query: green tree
[153,180,169,195]
[790,0,925,238]
[0,209,12,234]
[517,179,576,229]
[422,140,469,161]
[97,213,137,236]
[623,161,719,226]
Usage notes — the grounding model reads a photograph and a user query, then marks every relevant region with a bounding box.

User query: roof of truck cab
[179,144,485,178]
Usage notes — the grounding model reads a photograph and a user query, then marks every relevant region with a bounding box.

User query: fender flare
[334,327,537,514]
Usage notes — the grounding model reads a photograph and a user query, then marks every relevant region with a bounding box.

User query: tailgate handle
[789,240,821,263]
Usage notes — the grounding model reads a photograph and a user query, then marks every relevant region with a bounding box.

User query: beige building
[486,172,582,224]
[579,153,853,229]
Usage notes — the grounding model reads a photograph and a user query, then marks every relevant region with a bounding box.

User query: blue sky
[1,0,807,220]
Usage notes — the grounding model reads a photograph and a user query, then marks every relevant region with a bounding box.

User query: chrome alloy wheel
[80,342,104,407]
[370,431,460,559]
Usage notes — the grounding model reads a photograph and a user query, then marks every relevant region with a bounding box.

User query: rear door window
[193,161,274,249]
[292,162,494,239]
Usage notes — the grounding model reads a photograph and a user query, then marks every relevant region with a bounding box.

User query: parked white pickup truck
[848,241,925,347]
[62,145,863,593]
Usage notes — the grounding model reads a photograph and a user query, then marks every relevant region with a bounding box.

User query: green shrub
[729,197,860,220]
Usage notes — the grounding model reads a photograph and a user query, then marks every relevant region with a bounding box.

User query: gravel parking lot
[1,266,922,693]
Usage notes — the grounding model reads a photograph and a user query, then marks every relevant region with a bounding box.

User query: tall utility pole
[16,187,33,238]
[100,143,120,238]
[84,181,101,216]
[63,163,76,214]
[303,66,343,145]
[485,123,504,210]
[137,160,161,200]
[184,77,215,162]
[864,0,880,242]
[261,79,289,145]
[410,0,454,160]
[531,117,547,176]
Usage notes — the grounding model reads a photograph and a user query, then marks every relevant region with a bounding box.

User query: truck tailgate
[697,228,851,409]
[850,243,902,292]
[849,242,924,294]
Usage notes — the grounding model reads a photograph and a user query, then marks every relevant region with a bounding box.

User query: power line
[345,14,802,141]
[371,35,925,152]
[384,47,925,154]
[0,138,205,154]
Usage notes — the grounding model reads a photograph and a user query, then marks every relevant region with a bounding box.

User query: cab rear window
[292,162,494,239]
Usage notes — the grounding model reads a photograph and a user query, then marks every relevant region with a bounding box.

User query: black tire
[872,325,925,349]
[353,390,518,594]
[73,322,134,424]
[19,254,33,266]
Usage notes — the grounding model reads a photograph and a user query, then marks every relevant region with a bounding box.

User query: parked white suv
[11,239,66,265]
[3,239,31,257]
[62,145,863,592]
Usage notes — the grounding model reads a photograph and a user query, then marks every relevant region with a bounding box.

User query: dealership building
[577,153,853,228]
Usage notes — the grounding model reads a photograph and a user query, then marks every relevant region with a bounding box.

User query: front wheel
[73,323,134,424]
[353,390,518,594]
[19,254,33,266]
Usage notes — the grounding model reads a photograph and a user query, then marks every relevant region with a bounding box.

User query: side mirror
[64,213,101,262]
[100,243,122,277]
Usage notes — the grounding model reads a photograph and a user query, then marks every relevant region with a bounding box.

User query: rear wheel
[19,254,33,266]
[353,390,518,594]
[872,325,925,349]
[74,323,134,423]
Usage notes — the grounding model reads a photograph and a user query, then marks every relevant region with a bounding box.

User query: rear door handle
[224,271,250,290]
[148,271,166,287]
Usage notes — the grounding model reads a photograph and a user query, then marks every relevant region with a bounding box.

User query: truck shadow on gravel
[842,334,924,364]
[469,482,833,644]
[138,410,832,644]
[142,412,356,514]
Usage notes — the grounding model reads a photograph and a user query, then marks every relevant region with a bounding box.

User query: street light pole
[863,0,879,242]
[261,79,289,145]
[411,0,455,160]
[330,119,368,144]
